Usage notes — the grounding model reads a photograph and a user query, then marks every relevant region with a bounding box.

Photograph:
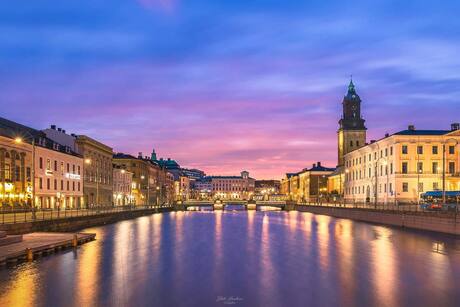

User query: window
[72,182,75,191]
[449,146,455,155]
[402,145,408,154]
[67,163,70,172]
[46,159,51,170]
[39,178,43,189]
[61,180,64,190]
[26,167,31,181]
[432,162,439,174]
[54,179,57,190]
[15,166,20,181]
[5,164,11,180]
[72,164,75,173]
[356,141,359,147]
[417,146,423,155]
[350,140,353,147]
[390,147,393,155]
[402,162,408,174]
[418,182,424,192]
[60,162,64,175]
[77,166,81,175]
[54,160,58,171]
[417,162,423,173]
[67,181,70,191]
[46,178,50,189]
[39,157,43,169]
[433,182,439,190]
[402,182,409,192]
[449,162,455,174]
[390,163,393,174]
[432,146,438,154]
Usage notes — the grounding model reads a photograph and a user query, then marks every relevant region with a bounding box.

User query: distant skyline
[1,1,460,179]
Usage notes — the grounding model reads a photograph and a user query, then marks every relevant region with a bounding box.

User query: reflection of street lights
[156,186,160,206]
[14,136,36,215]
[85,158,99,207]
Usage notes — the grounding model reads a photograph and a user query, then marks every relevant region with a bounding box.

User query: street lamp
[14,134,36,216]
[85,158,99,207]
[442,138,459,205]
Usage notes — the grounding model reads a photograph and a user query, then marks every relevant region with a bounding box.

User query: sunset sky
[1,1,459,179]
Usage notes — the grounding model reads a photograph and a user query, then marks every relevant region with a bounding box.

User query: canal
[1,211,460,307]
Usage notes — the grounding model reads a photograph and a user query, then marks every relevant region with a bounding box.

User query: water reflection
[371,227,399,306]
[0,264,38,307]
[0,211,459,307]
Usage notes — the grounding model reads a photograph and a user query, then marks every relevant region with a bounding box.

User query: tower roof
[345,77,359,99]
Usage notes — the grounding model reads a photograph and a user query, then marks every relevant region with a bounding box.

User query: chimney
[62,129,66,134]
[385,133,389,137]
[370,140,376,143]
[317,161,321,167]
[451,123,460,131]
[408,125,415,131]
[312,163,316,168]
[57,128,62,132]
[138,152,143,159]
[50,125,56,130]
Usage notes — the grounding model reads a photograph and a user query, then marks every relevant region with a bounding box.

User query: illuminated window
[432,146,438,154]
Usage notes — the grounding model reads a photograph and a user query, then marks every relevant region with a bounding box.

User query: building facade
[76,136,113,207]
[209,171,255,200]
[35,144,84,209]
[344,124,460,204]
[0,134,33,207]
[113,152,174,206]
[113,167,133,206]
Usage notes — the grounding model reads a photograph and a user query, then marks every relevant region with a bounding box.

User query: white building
[35,141,84,209]
[344,124,460,204]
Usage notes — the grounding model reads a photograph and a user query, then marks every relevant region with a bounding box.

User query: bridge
[174,200,296,211]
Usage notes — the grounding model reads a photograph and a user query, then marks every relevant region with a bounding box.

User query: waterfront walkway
[0,232,95,265]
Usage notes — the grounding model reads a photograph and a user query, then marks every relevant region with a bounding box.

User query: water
[1,211,460,307]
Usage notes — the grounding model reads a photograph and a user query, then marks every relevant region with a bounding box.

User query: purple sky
[1,1,460,179]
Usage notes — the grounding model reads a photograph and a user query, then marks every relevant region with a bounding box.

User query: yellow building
[344,124,460,204]
[0,134,33,207]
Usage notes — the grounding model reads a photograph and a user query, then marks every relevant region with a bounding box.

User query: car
[420,203,442,210]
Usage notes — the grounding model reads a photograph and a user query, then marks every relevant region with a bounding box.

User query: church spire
[347,75,356,95]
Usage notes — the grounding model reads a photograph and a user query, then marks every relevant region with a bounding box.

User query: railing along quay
[296,202,459,217]
[0,204,173,225]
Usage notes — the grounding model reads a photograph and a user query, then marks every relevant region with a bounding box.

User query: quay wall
[295,205,460,235]
[0,208,173,235]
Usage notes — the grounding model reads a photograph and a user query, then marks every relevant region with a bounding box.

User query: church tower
[337,79,367,166]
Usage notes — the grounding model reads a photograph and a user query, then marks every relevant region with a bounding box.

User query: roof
[393,130,451,136]
[0,117,81,157]
[113,153,138,160]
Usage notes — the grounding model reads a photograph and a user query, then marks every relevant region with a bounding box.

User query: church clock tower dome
[337,78,367,166]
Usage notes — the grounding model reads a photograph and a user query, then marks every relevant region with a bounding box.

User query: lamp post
[442,138,459,205]
[14,135,36,218]
[85,158,98,207]
[344,169,349,206]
